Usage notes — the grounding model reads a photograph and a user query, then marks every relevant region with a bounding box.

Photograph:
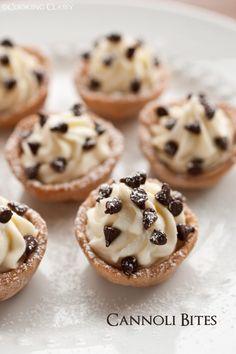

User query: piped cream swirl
[0,43,45,115]
[86,180,185,267]
[0,197,37,273]
[21,109,110,184]
[85,34,162,94]
[151,95,234,173]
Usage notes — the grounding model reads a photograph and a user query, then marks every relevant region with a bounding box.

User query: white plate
[0,1,236,353]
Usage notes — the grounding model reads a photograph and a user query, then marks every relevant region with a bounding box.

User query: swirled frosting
[0,196,37,273]
[82,33,162,94]
[151,94,234,175]
[21,104,110,184]
[0,38,45,115]
[86,172,193,273]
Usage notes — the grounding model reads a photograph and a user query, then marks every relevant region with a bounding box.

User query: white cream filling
[152,95,234,173]
[21,111,110,184]
[87,35,161,94]
[0,197,37,273]
[86,181,185,267]
[0,45,44,115]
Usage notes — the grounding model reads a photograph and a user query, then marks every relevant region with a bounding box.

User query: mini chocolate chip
[51,123,68,133]
[24,235,38,258]
[184,120,201,134]
[107,33,122,42]
[177,224,195,241]
[50,157,67,173]
[96,184,112,202]
[4,78,17,90]
[130,78,141,93]
[120,171,146,189]
[126,46,136,60]
[33,70,44,85]
[25,164,40,180]
[155,183,171,206]
[28,142,41,156]
[89,78,101,91]
[0,207,13,224]
[171,190,186,203]
[214,137,228,151]
[103,55,114,66]
[143,208,158,230]
[1,39,14,47]
[199,95,215,119]
[153,57,160,67]
[168,199,183,217]
[105,197,122,214]
[155,106,169,117]
[104,226,121,247]
[7,202,28,216]
[0,54,10,65]
[94,122,106,135]
[187,158,204,176]
[164,140,178,156]
[83,137,96,150]
[121,256,138,275]
[38,112,48,127]
[81,51,90,60]
[165,118,176,130]
[150,229,167,245]
[71,103,84,116]
[130,188,148,209]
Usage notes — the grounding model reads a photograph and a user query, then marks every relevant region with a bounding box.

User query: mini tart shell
[0,205,47,301]
[0,45,50,129]
[139,100,236,189]
[75,178,198,287]
[5,113,124,202]
[74,60,169,121]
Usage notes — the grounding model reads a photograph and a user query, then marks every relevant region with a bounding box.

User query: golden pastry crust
[5,113,124,202]
[74,178,198,287]
[139,100,236,189]
[0,46,49,129]
[0,205,47,301]
[74,60,169,121]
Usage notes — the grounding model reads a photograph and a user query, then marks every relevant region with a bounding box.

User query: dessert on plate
[139,94,236,189]
[0,196,47,301]
[0,38,49,128]
[5,103,124,202]
[75,171,198,287]
[75,33,169,121]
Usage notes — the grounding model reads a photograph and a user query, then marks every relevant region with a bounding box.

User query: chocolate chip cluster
[81,32,160,94]
[22,103,107,182]
[96,172,195,276]
[0,38,45,92]
[155,93,229,176]
[0,201,38,261]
